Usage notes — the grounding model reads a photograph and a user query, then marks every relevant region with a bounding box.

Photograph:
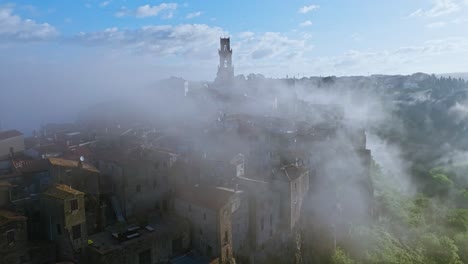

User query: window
[188,204,192,212]
[270,214,273,226]
[199,228,203,235]
[224,230,228,244]
[261,217,264,231]
[70,199,78,212]
[203,212,206,220]
[72,224,81,240]
[136,184,141,193]
[6,230,15,244]
[153,180,157,190]
[57,224,62,235]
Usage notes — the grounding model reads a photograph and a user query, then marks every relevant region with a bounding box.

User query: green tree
[331,248,357,264]
[447,209,468,233]
[419,234,462,264]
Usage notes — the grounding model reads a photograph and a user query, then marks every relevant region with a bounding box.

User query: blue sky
[1,0,468,132]
[1,0,468,79]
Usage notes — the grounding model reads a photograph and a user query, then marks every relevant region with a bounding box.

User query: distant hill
[294,73,468,168]
[438,72,468,80]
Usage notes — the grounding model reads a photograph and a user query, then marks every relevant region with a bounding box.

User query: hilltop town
[0,38,373,264]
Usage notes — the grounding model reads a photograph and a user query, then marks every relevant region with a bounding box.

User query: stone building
[97,146,177,219]
[0,130,24,160]
[48,157,103,234]
[87,213,190,264]
[174,184,242,263]
[41,184,87,252]
[0,210,29,264]
[236,163,309,253]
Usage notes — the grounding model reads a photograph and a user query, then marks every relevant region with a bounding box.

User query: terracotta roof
[175,184,236,211]
[0,130,23,141]
[0,210,27,225]
[49,157,99,173]
[43,184,84,200]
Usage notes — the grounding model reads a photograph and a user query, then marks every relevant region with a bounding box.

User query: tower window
[70,199,78,212]
[224,45,227,51]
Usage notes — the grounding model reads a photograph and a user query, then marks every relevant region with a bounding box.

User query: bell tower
[216,37,234,83]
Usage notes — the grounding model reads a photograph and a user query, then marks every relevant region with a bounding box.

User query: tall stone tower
[216,37,234,83]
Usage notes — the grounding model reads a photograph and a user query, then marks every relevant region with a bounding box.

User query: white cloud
[116,3,178,18]
[238,31,254,39]
[234,32,312,66]
[0,6,58,41]
[299,20,313,27]
[70,23,315,77]
[426,21,447,28]
[312,37,468,76]
[100,1,111,8]
[73,24,226,59]
[298,5,320,14]
[136,3,177,18]
[425,16,468,28]
[186,11,202,19]
[409,0,461,18]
